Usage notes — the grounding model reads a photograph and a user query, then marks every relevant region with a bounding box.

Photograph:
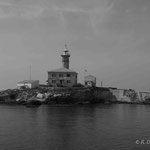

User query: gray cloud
[0,1,44,19]
[48,1,115,35]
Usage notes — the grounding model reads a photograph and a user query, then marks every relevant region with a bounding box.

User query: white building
[84,75,96,87]
[17,80,39,89]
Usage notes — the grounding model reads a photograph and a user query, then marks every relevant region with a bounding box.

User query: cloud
[0,0,115,29]
[51,5,87,13]
[0,1,44,19]
[49,1,115,34]
[51,1,114,17]
[89,2,115,34]
[0,1,12,6]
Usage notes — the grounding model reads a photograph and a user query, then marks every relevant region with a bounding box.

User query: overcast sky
[0,0,150,91]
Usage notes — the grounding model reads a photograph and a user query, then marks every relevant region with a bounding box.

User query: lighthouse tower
[61,44,70,69]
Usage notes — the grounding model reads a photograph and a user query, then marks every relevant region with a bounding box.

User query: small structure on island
[84,75,96,87]
[17,80,39,89]
[47,45,78,87]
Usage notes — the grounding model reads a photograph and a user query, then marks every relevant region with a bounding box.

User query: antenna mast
[29,65,31,80]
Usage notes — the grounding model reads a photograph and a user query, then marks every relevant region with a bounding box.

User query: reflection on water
[0,104,149,150]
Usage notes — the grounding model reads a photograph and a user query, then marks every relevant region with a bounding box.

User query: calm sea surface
[0,104,150,150]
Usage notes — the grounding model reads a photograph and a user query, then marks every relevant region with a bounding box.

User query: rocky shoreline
[0,86,150,106]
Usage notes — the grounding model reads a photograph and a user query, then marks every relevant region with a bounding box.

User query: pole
[29,65,31,80]
[83,70,85,85]
[101,81,103,87]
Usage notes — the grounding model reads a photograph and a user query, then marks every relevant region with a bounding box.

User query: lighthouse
[61,44,70,69]
[48,45,77,87]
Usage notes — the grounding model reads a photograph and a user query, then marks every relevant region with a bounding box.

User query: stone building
[84,75,96,87]
[47,45,78,87]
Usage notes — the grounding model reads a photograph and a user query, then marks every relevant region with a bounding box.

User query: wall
[17,83,31,89]
[110,89,132,102]
[17,81,39,89]
[140,92,150,101]
[110,89,150,103]
[48,72,77,87]
[30,81,39,88]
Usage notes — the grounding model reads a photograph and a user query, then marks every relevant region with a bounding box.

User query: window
[52,80,56,83]
[67,74,70,77]
[52,74,56,77]
[67,80,71,83]
[59,74,63,77]
[60,80,63,84]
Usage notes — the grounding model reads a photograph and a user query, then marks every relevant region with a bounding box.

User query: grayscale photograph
[0,0,149,150]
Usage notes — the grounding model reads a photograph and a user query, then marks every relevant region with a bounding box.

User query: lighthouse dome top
[62,44,70,56]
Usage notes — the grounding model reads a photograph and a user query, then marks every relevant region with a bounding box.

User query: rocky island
[0,85,150,106]
[1,46,149,106]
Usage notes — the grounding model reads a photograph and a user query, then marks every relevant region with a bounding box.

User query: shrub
[72,83,84,87]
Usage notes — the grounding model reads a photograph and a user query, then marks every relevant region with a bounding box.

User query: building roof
[84,75,96,81]
[48,68,77,73]
[85,75,96,79]
[17,80,39,84]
